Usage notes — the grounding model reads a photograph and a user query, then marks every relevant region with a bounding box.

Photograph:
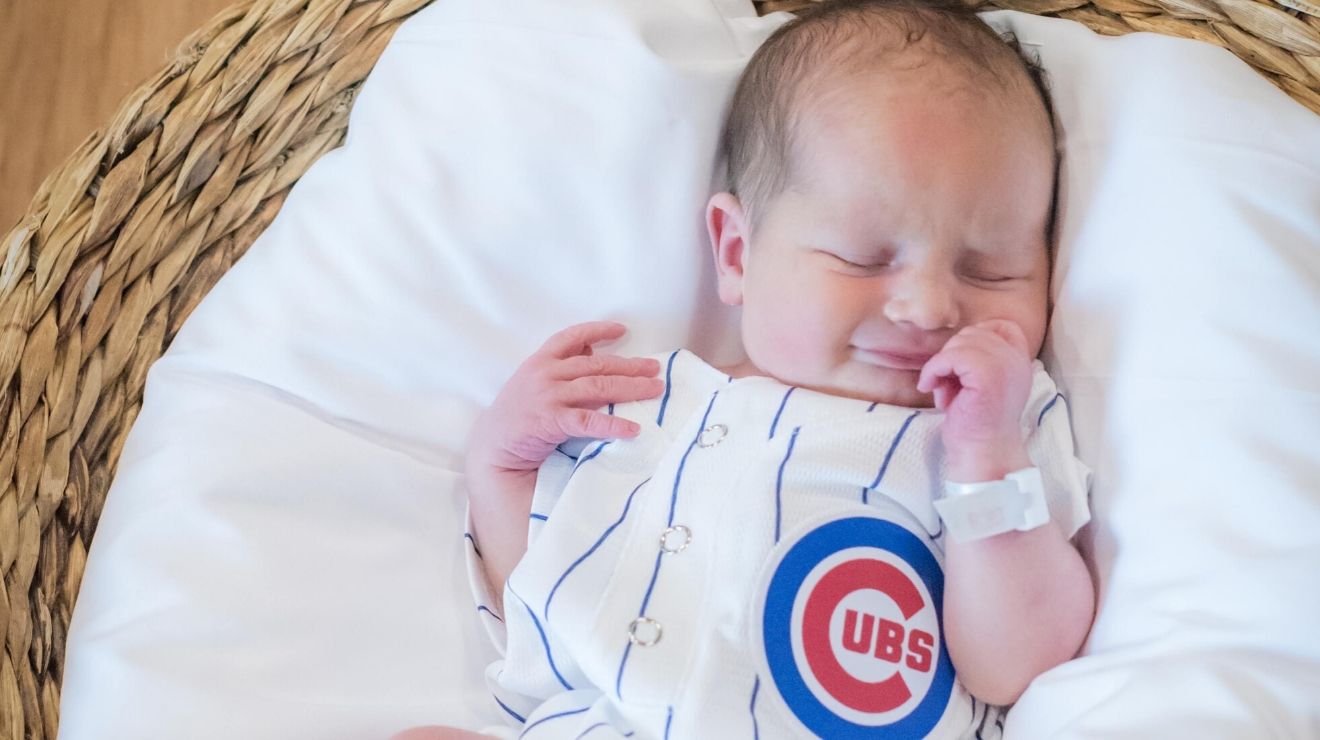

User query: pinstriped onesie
[466,350,1090,739]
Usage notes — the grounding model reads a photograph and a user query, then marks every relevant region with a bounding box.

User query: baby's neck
[716,358,765,380]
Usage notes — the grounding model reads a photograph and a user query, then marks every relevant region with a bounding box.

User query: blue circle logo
[759,516,953,736]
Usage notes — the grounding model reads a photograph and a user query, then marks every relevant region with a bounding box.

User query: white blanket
[60,1,1320,737]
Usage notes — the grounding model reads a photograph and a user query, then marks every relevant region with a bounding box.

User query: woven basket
[0,0,1316,737]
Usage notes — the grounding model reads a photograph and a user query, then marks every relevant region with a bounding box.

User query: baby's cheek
[744,300,807,371]
[775,299,842,368]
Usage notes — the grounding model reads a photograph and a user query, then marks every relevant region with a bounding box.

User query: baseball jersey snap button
[628,617,663,646]
[660,525,692,553]
[697,423,727,448]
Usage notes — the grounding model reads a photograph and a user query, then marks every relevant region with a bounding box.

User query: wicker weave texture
[0,0,1315,737]
[0,2,431,736]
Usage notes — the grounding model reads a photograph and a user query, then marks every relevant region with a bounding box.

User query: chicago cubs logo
[758,516,953,737]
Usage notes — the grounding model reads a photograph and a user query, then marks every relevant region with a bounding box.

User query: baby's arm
[917,320,1096,706]
[465,321,664,612]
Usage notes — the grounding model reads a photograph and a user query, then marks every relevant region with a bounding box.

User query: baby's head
[708,0,1057,408]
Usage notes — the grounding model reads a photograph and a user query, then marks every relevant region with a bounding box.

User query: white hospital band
[935,467,1049,542]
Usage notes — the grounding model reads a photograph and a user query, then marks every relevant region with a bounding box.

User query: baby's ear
[707,192,750,307]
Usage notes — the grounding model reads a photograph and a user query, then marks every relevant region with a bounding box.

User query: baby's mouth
[850,346,934,371]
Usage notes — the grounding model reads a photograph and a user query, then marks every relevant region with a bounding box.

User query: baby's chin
[846,383,934,410]
[730,355,935,409]
[807,366,936,410]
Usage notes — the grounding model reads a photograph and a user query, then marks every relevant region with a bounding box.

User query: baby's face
[711,63,1054,407]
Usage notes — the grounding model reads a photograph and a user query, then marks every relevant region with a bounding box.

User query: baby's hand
[468,321,665,475]
[916,320,1033,469]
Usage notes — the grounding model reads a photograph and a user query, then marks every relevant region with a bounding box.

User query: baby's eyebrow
[957,244,1038,269]
[961,237,1042,258]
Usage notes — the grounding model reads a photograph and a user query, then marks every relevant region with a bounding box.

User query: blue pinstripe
[615,550,664,700]
[520,705,590,737]
[750,676,762,740]
[573,441,612,473]
[509,587,575,691]
[573,722,613,739]
[663,392,717,528]
[769,387,796,440]
[974,697,993,740]
[495,695,527,723]
[464,532,482,559]
[656,350,680,427]
[530,513,548,522]
[862,410,920,505]
[616,393,718,699]
[575,723,606,739]
[774,427,801,544]
[545,478,651,621]
[476,605,503,623]
[1037,392,1065,427]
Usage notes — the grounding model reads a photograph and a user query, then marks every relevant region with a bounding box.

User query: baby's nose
[882,272,959,331]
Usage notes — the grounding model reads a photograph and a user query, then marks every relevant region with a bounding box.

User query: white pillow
[60,1,788,737]
[987,11,1320,737]
[60,2,1320,738]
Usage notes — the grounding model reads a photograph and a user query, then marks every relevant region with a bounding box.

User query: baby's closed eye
[957,255,1033,284]
[962,269,1018,283]
[819,248,894,274]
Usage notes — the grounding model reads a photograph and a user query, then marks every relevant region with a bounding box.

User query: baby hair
[722,0,1056,229]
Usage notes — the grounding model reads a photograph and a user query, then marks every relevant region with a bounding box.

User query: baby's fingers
[917,350,957,394]
[970,319,1030,355]
[930,377,960,411]
[553,354,661,381]
[556,408,643,440]
[558,375,666,407]
[540,321,628,359]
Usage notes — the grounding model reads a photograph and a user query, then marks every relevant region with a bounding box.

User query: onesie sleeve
[466,352,685,737]
[1022,362,1093,539]
[463,505,509,654]
[461,442,597,655]
[462,351,679,656]
[524,349,689,544]
[526,442,584,546]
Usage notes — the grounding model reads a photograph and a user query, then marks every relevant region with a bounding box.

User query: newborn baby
[402,0,1095,737]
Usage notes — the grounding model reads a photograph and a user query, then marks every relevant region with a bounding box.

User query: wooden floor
[0,0,235,231]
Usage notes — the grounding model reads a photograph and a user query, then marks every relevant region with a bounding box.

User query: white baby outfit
[466,350,1090,738]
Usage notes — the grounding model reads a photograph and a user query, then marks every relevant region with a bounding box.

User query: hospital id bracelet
[934,467,1049,542]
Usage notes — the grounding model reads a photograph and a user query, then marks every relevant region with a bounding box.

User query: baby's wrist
[943,436,1030,482]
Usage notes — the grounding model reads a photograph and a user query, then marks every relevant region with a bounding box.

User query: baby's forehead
[789,59,1050,161]
[724,5,1056,228]
[779,12,1046,123]
[800,31,1053,145]
[805,36,1037,110]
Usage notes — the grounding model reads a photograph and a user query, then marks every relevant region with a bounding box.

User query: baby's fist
[917,320,1033,457]
[468,321,665,475]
